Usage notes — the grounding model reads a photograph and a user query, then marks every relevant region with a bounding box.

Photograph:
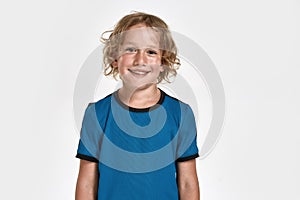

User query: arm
[177,159,200,200]
[75,160,99,200]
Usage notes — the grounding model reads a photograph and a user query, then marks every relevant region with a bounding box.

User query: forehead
[121,25,160,48]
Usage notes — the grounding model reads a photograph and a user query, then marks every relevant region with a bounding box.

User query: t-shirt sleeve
[75,103,99,163]
[176,104,199,162]
[76,139,98,163]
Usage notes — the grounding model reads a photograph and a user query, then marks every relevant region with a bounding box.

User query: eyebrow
[121,42,160,49]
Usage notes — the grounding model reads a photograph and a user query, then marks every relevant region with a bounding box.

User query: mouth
[128,69,150,75]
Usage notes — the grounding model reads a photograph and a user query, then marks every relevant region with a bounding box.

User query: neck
[118,84,161,108]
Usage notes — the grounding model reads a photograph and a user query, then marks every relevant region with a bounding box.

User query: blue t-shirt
[76,89,199,200]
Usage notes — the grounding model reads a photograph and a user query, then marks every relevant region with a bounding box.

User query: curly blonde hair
[101,12,180,83]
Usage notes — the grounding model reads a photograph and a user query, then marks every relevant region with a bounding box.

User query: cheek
[118,66,128,76]
[118,55,133,66]
[149,57,162,66]
[115,57,128,74]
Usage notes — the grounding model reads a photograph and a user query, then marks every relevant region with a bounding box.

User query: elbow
[178,180,200,200]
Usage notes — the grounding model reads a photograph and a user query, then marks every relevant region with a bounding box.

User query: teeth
[133,71,146,75]
[129,70,149,75]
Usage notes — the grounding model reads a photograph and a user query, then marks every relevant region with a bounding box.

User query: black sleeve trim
[76,153,99,163]
[176,153,199,162]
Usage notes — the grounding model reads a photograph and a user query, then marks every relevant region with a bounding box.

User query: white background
[0,0,299,199]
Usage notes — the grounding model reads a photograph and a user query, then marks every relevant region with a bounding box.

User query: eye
[147,49,158,55]
[124,47,137,53]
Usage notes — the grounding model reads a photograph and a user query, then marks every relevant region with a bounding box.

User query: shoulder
[82,92,115,118]
[82,92,116,127]
[161,88,192,112]
[86,92,115,108]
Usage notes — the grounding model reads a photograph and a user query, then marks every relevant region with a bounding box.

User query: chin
[129,82,157,90]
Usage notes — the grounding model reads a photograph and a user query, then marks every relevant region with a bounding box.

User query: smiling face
[112,24,164,90]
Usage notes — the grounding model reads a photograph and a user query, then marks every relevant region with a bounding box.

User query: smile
[128,69,150,75]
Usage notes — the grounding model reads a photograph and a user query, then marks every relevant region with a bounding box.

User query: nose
[133,50,146,66]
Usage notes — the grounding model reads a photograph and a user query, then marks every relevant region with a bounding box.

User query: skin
[177,159,200,200]
[114,23,164,107]
[75,23,200,200]
[75,160,98,200]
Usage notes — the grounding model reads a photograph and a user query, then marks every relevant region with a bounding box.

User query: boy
[75,12,200,200]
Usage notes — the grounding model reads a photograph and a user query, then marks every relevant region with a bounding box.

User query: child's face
[113,23,164,89]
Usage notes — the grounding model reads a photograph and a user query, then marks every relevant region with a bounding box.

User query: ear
[112,60,118,68]
[160,65,165,72]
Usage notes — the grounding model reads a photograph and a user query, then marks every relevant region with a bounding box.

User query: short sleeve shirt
[76,89,199,200]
